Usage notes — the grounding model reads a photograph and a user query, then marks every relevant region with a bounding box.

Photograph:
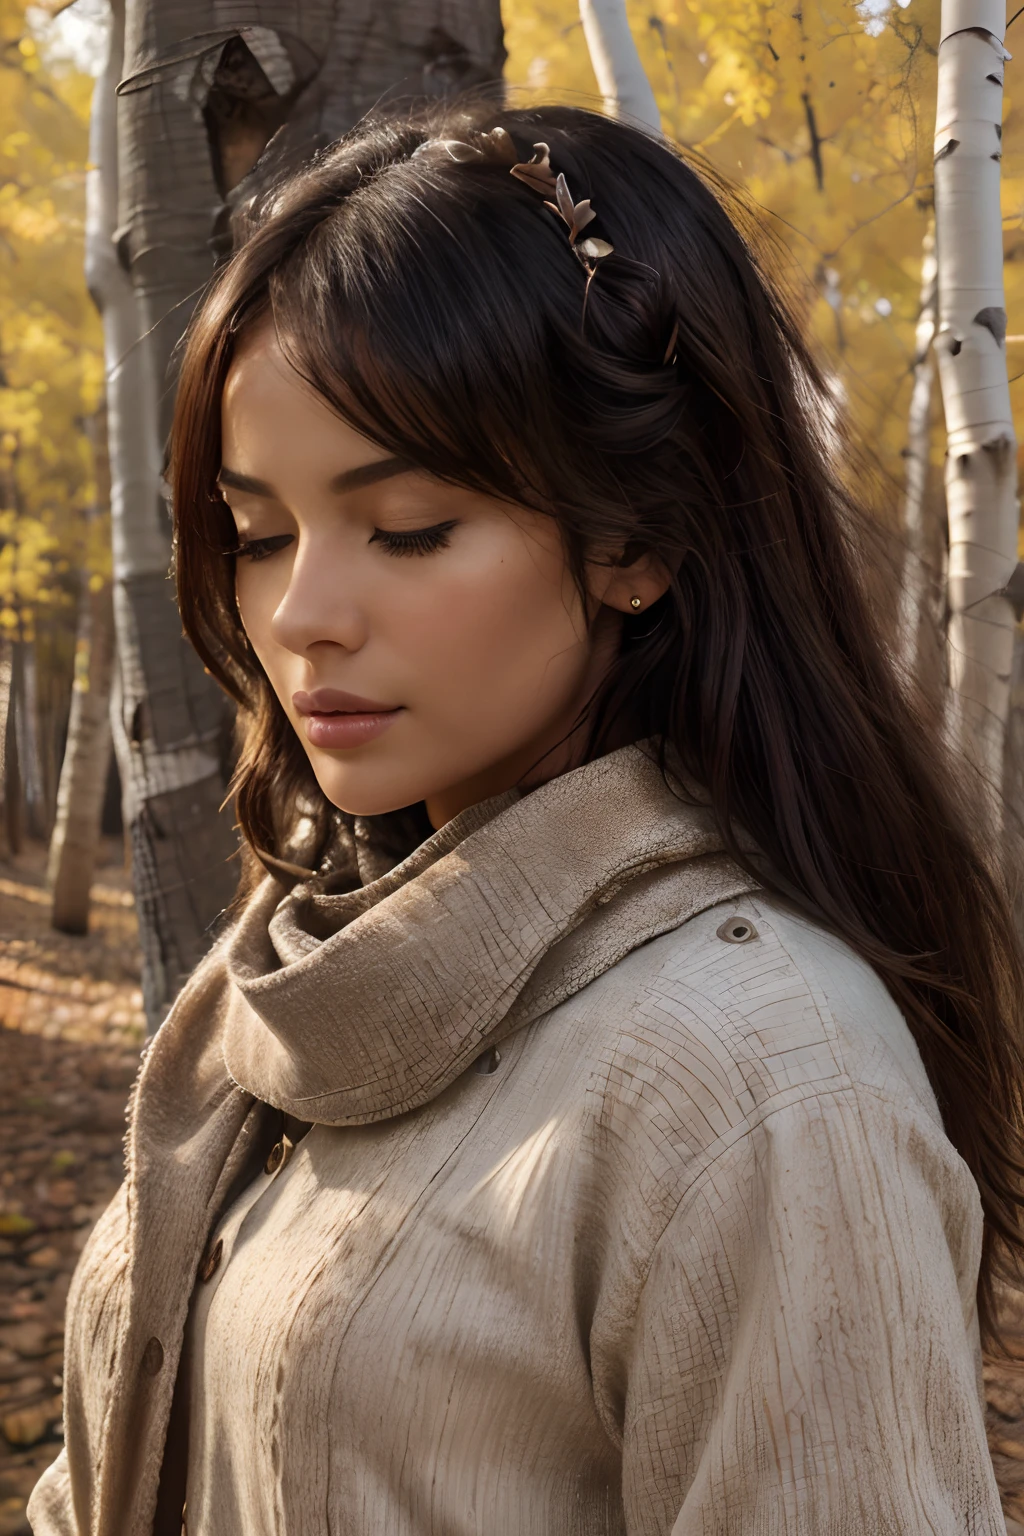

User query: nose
[269,537,368,657]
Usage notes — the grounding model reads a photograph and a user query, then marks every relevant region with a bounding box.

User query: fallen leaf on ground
[991,1437,1024,1462]
[25,1249,60,1271]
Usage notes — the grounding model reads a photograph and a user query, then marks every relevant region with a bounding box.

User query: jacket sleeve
[26,1448,77,1535]
[621,1081,1007,1536]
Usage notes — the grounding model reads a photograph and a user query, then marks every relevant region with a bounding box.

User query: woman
[29,103,1024,1535]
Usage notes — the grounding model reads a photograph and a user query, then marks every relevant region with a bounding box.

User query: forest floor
[0,840,143,1536]
[3,844,1024,1534]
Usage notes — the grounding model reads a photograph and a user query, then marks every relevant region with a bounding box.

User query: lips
[292,689,403,752]
[292,688,400,716]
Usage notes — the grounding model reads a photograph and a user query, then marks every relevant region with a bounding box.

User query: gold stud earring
[630,596,642,610]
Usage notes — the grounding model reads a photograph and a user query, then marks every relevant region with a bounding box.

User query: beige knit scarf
[219,742,759,1125]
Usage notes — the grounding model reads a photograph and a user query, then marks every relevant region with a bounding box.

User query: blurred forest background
[3,0,1024,1530]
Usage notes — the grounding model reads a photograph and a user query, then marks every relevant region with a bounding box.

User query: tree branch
[801,91,824,191]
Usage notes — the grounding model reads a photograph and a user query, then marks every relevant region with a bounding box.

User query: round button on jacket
[141,1337,164,1376]
[716,915,758,944]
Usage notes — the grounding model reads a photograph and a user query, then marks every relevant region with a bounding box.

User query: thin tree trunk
[47,575,116,935]
[578,0,660,131]
[897,221,939,684]
[102,0,504,1025]
[18,642,45,842]
[0,637,16,859]
[933,0,1018,825]
[48,401,118,932]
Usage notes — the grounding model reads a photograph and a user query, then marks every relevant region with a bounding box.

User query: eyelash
[230,535,293,563]
[229,521,458,563]
[369,520,458,557]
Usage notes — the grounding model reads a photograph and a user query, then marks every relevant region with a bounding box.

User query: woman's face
[220,322,665,826]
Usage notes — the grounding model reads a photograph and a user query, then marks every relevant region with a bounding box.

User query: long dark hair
[170,100,1024,1344]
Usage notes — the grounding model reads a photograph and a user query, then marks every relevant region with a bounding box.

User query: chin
[310,757,432,820]
[316,779,421,820]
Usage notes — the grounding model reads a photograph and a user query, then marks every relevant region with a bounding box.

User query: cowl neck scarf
[222,742,757,1125]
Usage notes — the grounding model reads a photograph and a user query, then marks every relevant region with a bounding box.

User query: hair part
[170,100,1024,1346]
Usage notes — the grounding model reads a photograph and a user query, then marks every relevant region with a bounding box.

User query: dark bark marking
[975,306,1008,345]
[204,36,306,197]
[1003,561,1024,622]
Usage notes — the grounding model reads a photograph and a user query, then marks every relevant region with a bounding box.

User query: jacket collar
[221,742,755,1125]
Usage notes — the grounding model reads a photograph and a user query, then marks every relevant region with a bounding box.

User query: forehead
[221,321,390,475]
[222,322,324,420]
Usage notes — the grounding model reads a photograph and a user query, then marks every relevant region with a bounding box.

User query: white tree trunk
[933,0,1018,822]
[578,0,660,133]
[897,223,939,685]
[47,576,115,933]
[92,0,241,1023]
[107,0,506,1024]
[0,638,16,859]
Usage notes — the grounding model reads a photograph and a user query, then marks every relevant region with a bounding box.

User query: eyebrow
[216,456,414,497]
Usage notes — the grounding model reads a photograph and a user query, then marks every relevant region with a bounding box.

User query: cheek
[394,533,587,712]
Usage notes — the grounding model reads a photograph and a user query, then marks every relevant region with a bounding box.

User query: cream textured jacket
[28,745,1005,1536]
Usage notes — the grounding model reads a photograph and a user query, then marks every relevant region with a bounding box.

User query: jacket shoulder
[588,891,943,1169]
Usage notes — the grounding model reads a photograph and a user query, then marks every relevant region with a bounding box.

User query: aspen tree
[933,0,1018,815]
[578,0,661,131]
[897,222,939,683]
[111,0,504,1025]
[47,411,115,935]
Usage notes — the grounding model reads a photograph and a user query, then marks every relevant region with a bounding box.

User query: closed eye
[370,520,458,557]
[229,535,294,562]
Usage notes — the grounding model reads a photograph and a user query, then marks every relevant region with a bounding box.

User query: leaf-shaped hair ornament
[423,126,521,165]
[579,236,614,260]
[411,131,615,322]
[545,173,596,245]
[478,126,519,165]
[433,139,485,163]
[510,142,615,290]
[508,141,558,198]
[420,126,521,166]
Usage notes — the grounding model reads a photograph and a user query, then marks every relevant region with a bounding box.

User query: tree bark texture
[103,0,504,1026]
[47,575,115,935]
[897,222,942,688]
[578,0,661,132]
[91,0,238,1023]
[18,642,46,843]
[933,0,1019,822]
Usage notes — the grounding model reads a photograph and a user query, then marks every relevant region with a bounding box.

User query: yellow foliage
[0,0,103,638]
[8,0,1022,645]
[505,0,1024,525]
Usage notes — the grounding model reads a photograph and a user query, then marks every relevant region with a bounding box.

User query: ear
[584,547,673,617]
